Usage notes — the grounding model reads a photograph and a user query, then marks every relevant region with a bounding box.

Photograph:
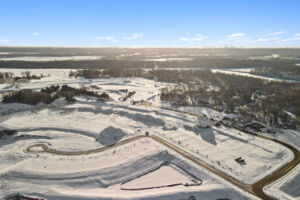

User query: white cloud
[267,31,284,36]
[180,34,208,42]
[131,33,144,39]
[0,38,8,44]
[96,36,119,43]
[283,37,300,42]
[218,33,255,46]
[105,36,114,40]
[32,32,39,36]
[193,34,208,41]
[281,33,300,41]
[123,33,144,40]
[217,32,300,46]
[256,37,280,42]
[228,32,246,39]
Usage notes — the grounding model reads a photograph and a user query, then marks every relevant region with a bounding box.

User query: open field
[0,68,299,199]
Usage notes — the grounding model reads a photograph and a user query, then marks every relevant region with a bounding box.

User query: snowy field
[0,68,299,200]
[0,137,260,200]
[142,58,194,62]
[211,69,300,83]
[0,56,103,61]
[264,164,300,200]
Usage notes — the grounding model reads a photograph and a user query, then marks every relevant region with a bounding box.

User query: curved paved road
[155,106,300,200]
[24,135,145,155]
[24,106,300,200]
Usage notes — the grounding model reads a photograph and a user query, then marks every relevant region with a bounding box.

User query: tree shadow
[96,126,127,146]
[183,125,217,146]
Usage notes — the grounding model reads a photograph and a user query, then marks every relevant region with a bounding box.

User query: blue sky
[0,0,300,47]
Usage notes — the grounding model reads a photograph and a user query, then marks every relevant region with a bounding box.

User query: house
[251,90,268,101]
[196,116,212,128]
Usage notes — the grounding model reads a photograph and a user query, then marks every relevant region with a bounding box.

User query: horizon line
[1,45,300,49]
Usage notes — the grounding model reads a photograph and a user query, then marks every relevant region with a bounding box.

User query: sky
[0,0,300,47]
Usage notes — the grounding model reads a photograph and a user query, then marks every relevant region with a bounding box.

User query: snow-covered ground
[141,58,194,62]
[253,129,300,152]
[161,104,237,121]
[249,54,280,60]
[150,114,293,184]
[0,68,299,199]
[0,135,258,199]
[0,68,72,77]
[227,68,254,73]
[211,69,300,83]
[0,56,103,61]
[264,164,300,200]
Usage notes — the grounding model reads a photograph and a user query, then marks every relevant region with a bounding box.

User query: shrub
[2,90,56,105]
[2,85,110,105]
[41,85,60,94]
